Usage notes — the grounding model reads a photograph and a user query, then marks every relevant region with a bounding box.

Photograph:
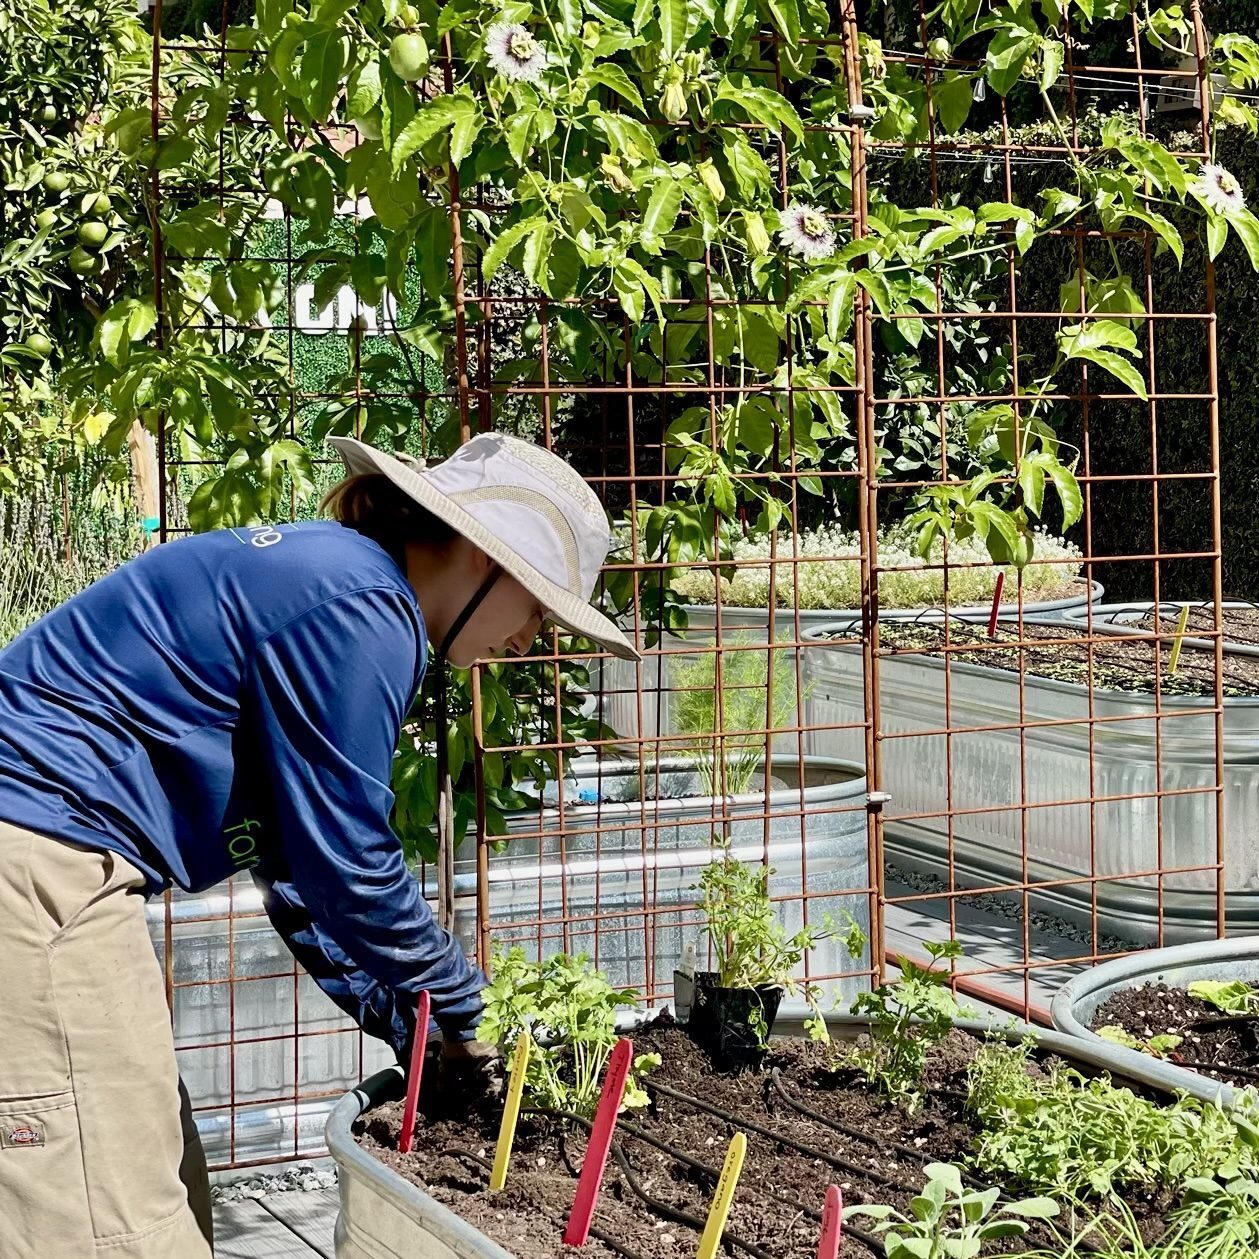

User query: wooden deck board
[213,1196,325,1258]
[258,1188,339,1259]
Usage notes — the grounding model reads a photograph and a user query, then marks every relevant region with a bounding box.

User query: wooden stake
[563,1039,633,1246]
[987,571,1006,638]
[818,1184,843,1259]
[696,1132,746,1259]
[397,990,430,1156]
[490,1030,532,1191]
[1168,603,1192,676]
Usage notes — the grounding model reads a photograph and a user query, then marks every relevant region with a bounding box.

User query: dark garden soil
[1128,603,1259,650]
[859,620,1259,698]
[1093,980,1259,1089]
[353,1022,1176,1258]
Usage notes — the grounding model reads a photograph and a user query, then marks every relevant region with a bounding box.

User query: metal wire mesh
[146,0,1226,1167]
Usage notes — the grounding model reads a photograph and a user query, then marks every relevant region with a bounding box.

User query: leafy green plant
[1095,1024,1184,1060]
[844,1162,1058,1259]
[694,846,866,1041]
[848,940,968,1111]
[475,946,658,1116]
[1189,979,1259,1016]
[968,1051,1259,1197]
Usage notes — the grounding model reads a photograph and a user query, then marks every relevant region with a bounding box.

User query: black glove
[434,1037,504,1115]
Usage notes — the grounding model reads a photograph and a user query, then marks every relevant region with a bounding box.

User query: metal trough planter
[1054,600,1259,657]
[597,583,1101,747]
[1050,937,1259,1107]
[425,753,874,1011]
[800,615,1259,943]
[326,1010,1195,1258]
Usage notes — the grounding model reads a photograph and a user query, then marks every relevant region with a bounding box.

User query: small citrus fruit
[90,193,111,215]
[77,221,108,249]
[23,333,53,357]
[42,170,70,194]
[68,246,101,276]
[34,207,58,230]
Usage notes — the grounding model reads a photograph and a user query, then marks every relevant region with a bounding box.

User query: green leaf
[1045,458,1083,527]
[763,0,800,42]
[300,30,351,123]
[483,215,546,281]
[1074,347,1149,398]
[1227,207,1259,270]
[641,177,685,252]
[95,298,158,369]
[985,29,1039,96]
[522,222,555,293]
[391,96,478,173]
[723,134,773,199]
[347,57,383,120]
[658,0,687,56]
[1207,213,1229,260]
[1017,456,1045,517]
[365,152,420,230]
[586,64,644,112]
[715,75,803,142]
[933,73,973,135]
[1039,38,1064,90]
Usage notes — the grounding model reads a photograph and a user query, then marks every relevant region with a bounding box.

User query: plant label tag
[818,1183,842,1259]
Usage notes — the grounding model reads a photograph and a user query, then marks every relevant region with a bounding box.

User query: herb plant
[843,1162,1058,1259]
[475,946,658,1116]
[694,846,866,1041]
[848,939,968,1111]
[1095,1024,1184,1060]
[1189,979,1259,1017]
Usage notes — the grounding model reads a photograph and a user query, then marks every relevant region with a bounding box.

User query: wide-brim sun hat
[328,432,640,661]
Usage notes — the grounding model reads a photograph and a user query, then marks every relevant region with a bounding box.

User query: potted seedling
[683,844,865,1070]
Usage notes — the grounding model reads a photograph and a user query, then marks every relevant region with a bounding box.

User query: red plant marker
[818,1184,843,1259]
[987,570,1006,638]
[398,989,431,1155]
[562,1038,634,1247]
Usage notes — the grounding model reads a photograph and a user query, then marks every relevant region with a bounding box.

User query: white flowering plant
[669,523,1083,612]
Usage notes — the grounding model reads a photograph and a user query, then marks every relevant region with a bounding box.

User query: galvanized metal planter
[326,1010,1194,1258]
[1050,937,1259,1107]
[425,753,873,1011]
[800,615,1259,943]
[1054,600,1259,658]
[598,582,1102,746]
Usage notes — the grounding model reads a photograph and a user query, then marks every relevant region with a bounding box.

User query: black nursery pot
[686,972,784,1071]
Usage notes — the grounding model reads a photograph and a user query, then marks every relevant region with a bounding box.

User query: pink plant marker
[987,570,1006,638]
[562,1038,634,1247]
[398,989,431,1155]
[818,1184,843,1259]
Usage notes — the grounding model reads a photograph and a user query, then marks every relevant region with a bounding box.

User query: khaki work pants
[0,820,214,1258]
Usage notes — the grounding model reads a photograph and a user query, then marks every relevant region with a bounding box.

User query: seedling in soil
[476,946,657,1116]
[848,939,968,1112]
[1188,979,1259,1018]
[1095,1023,1183,1059]
[689,845,866,1066]
[843,1162,1058,1259]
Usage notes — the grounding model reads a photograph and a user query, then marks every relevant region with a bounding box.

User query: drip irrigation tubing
[437,1146,649,1259]
[766,1070,987,1190]
[529,1105,888,1256]
[645,1078,922,1192]
[1188,1012,1259,1032]
[1176,1059,1259,1083]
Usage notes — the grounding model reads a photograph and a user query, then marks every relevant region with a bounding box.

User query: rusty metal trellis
[147,0,1225,1169]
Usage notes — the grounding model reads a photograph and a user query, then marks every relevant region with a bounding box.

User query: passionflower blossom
[778,202,837,261]
[485,23,546,83]
[1195,163,1245,216]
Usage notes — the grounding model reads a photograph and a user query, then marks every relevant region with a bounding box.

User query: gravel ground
[885,861,1135,954]
[210,1164,338,1203]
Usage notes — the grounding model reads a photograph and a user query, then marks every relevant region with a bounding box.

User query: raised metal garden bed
[800,615,1259,943]
[1051,936,1259,1107]
[326,1010,1192,1259]
[1053,600,1259,658]
[597,582,1102,747]
[424,753,873,1010]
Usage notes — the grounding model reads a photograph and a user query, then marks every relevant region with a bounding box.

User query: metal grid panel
[145,0,1225,1167]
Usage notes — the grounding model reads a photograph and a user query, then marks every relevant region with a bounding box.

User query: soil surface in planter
[1093,980,1259,1089]
[830,620,1259,697]
[1126,604,1259,650]
[353,1022,1176,1258]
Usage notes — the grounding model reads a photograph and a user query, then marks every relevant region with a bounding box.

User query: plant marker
[397,990,431,1155]
[986,571,1005,638]
[490,1030,532,1191]
[696,1131,747,1259]
[818,1184,842,1259]
[562,1038,634,1246]
[1168,603,1192,676]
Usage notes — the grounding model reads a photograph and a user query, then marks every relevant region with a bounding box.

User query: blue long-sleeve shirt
[0,519,484,1052]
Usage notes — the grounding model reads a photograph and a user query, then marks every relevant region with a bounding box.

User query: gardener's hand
[435,1037,504,1114]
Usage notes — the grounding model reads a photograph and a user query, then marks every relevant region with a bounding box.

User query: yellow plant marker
[490,1030,531,1191]
[1168,603,1192,676]
[696,1132,747,1259]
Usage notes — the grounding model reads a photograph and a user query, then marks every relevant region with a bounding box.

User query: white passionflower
[778,202,837,261]
[485,23,546,83]
[1195,163,1245,216]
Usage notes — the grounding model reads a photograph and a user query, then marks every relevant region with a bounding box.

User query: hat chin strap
[433,565,502,933]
